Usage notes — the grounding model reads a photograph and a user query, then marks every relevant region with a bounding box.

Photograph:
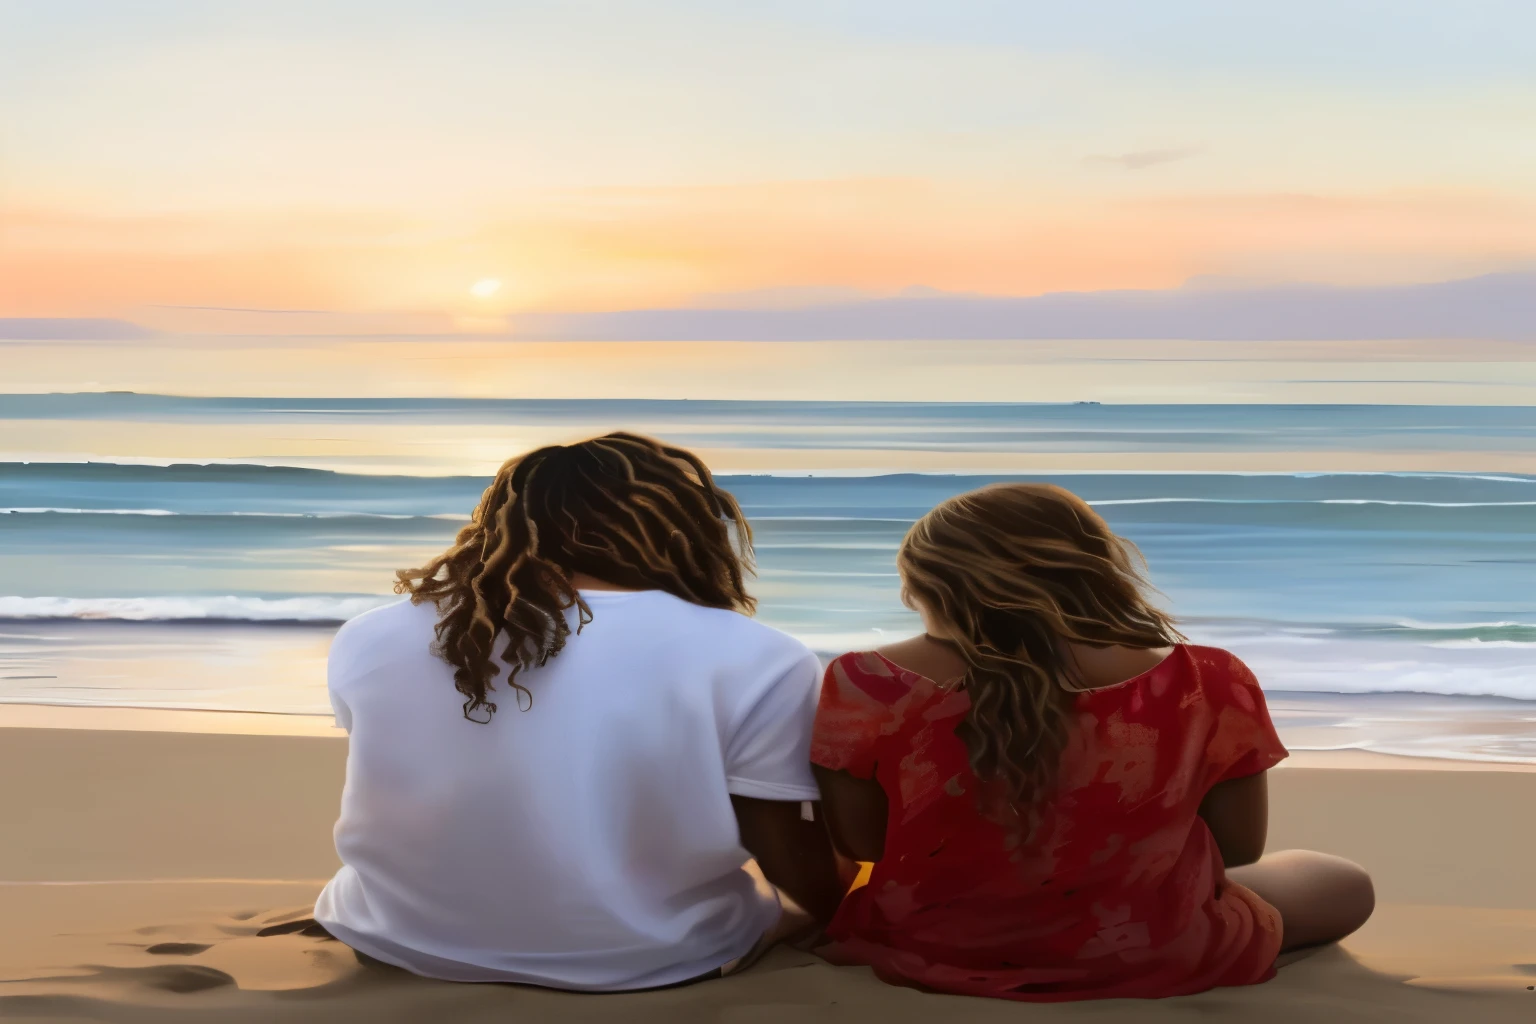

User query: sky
[3,1,1535,328]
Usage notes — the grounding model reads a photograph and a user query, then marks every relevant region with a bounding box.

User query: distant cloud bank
[509,273,1536,342]
[7,273,1532,343]
[0,318,156,341]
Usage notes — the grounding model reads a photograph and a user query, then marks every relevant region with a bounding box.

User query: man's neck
[568,571,642,592]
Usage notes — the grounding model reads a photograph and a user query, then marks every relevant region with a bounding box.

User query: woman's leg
[1226,850,1376,951]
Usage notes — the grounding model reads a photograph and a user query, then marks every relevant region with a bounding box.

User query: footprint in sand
[8,963,236,995]
[144,942,214,956]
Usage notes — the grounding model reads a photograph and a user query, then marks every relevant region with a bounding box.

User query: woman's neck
[880,633,1175,692]
[1061,641,1176,690]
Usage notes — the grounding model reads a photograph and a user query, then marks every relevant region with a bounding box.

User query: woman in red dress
[810,483,1375,1001]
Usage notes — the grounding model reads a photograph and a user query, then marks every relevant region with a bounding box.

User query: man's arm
[731,796,847,925]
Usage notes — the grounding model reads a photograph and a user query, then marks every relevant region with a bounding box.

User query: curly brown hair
[395,433,755,722]
[898,482,1183,809]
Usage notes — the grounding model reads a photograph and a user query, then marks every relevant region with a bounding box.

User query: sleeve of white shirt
[327,626,356,734]
[723,649,823,801]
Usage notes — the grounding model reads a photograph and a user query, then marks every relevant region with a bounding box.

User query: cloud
[146,304,338,315]
[1085,146,1202,171]
[509,272,1536,342]
[687,286,881,310]
[0,318,155,341]
[130,306,460,337]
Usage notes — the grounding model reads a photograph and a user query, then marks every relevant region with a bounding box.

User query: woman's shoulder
[1078,643,1263,712]
[1115,644,1266,719]
[1179,643,1268,709]
[1178,644,1262,687]
[814,647,965,774]
[824,643,961,713]
[825,650,910,703]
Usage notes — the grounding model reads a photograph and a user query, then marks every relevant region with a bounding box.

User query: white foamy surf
[0,595,395,623]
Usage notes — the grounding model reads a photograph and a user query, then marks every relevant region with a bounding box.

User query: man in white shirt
[312,434,844,991]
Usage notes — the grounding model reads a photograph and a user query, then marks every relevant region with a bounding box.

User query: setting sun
[469,278,502,299]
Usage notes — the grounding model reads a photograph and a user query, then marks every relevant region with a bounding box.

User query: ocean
[2,394,1533,762]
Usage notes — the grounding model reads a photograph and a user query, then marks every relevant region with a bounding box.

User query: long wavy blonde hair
[395,433,754,722]
[898,482,1183,807]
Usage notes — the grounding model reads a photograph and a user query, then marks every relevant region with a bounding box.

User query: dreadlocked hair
[898,482,1183,813]
[395,432,756,722]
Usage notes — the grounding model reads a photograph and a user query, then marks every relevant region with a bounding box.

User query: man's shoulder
[709,611,817,670]
[336,596,431,635]
[330,598,436,666]
[644,594,813,659]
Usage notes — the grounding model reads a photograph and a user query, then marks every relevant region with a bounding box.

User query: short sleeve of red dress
[810,652,908,780]
[1200,650,1289,787]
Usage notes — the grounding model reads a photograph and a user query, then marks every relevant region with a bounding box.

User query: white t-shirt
[313,591,822,991]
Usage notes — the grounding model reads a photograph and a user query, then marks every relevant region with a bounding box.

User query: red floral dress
[811,644,1287,1001]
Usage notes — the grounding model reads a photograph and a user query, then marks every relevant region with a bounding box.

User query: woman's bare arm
[1197,771,1269,868]
[811,764,888,863]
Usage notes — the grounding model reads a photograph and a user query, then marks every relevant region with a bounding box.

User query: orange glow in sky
[4,4,1534,328]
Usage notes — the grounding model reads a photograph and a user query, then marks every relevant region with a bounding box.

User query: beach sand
[2,710,1533,1022]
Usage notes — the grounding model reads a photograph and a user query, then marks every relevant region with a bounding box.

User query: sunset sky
[4,1,1535,329]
